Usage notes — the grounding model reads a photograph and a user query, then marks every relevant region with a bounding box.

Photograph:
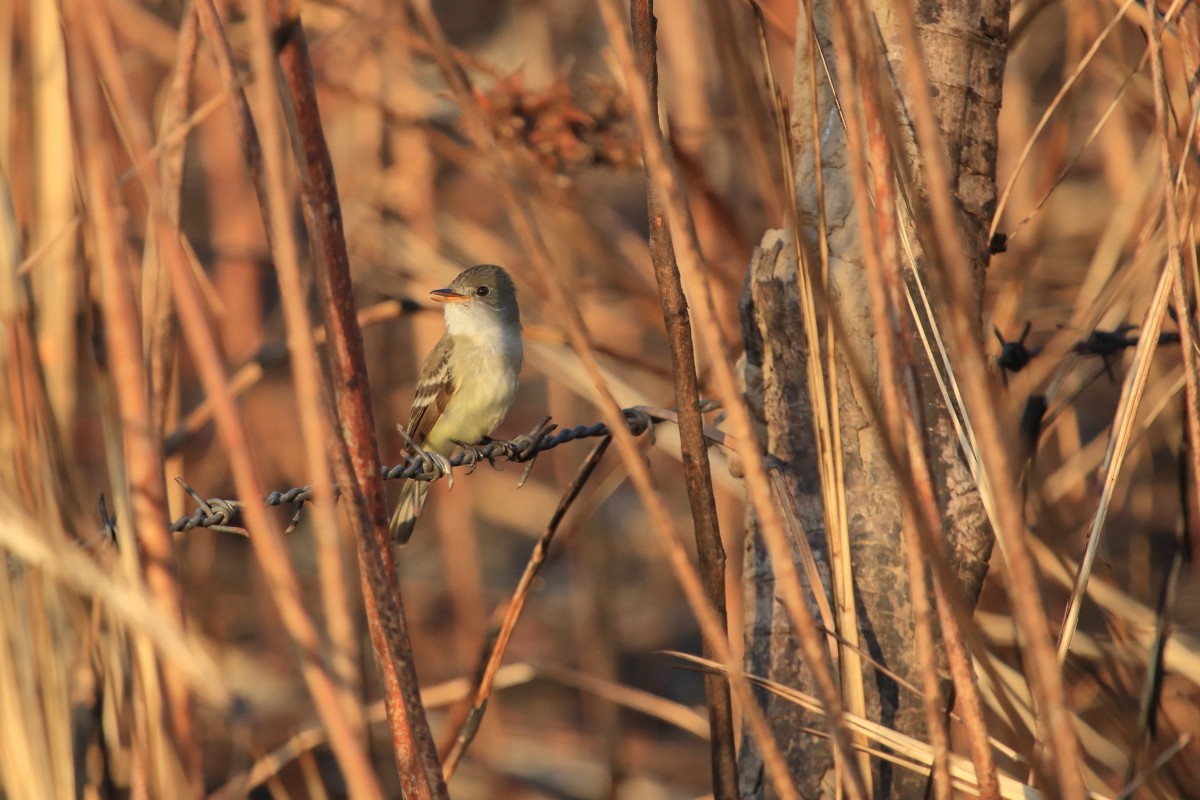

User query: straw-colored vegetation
[1,0,1199,798]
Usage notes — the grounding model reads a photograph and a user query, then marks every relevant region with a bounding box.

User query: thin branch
[395,3,800,797]
[598,0,865,796]
[441,435,611,777]
[162,298,425,457]
[243,0,362,743]
[629,3,736,796]
[69,4,198,791]
[269,3,446,795]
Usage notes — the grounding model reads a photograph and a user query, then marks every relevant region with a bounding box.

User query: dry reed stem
[769,473,837,639]
[775,10,863,789]
[600,1,868,797]
[629,2,737,796]
[67,5,196,791]
[1,124,86,799]
[164,201,385,799]
[78,4,386,784]
[269,6,447,795]
[190,0,442,789]
[0,3,12,167]
[670,652,1043,800]
[399,1,803,797]
[781,0,852,686]
[242,0,363,741]
[441,436,611,777]
[31,0,78,436]
[150,0,198,528]
[1153,5,1200,578]
[221,660,713,796]
[145,0,196,410]
[990,0,1140,242]
[825,2,921,791]
[899,519,952,800]
[875,0,1087,795]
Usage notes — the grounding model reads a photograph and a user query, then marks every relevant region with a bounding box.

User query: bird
[390,264,524,544]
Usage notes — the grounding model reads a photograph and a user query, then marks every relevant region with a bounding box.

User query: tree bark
[739,1,1008,797]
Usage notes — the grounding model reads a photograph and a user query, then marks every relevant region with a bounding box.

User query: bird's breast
[425,334,521,453]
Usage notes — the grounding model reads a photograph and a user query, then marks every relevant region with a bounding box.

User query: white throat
[444,302,515,344]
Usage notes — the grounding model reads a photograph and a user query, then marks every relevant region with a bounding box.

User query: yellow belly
[424,339,520,454]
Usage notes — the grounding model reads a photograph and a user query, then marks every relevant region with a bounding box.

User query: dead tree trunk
[739,1,1009,797]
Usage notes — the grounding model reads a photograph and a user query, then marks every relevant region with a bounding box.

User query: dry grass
[2,0,1199,797]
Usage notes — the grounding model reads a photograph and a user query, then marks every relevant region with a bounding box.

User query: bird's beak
[429,288,470,304]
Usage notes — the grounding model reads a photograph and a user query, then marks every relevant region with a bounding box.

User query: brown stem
[269,6,447,798]
[72,0,385,793]
[190,0,443,791]
[629,3,737,797]
[243,0,362,742]
[67,7,198,792]
[598,0,865,795]
[878,0,1083,796]
[399,1,798,795]
[441,436,612,778]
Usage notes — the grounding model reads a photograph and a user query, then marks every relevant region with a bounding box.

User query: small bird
[390,265,524,544]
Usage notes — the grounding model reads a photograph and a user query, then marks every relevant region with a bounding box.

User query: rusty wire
[167,404,717,534]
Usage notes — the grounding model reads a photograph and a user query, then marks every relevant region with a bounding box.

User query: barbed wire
[146,318,1191,536]
[167,403,719,534]
[994,319,1184,384]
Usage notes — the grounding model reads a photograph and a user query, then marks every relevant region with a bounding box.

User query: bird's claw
[451,439,490,474]
[492,438,521,462]
[477,435,522,468]
[419,449,454,490]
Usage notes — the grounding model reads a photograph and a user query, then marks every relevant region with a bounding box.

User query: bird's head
[431,264,521,335]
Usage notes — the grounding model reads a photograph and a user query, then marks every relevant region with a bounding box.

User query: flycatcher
[390,264,524,544]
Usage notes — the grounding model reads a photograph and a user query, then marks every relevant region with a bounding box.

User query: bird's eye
[476,286,490,296]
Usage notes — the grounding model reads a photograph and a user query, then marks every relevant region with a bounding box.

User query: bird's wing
[406,334,458,448]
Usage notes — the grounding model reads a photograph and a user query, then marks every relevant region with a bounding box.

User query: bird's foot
[420,449,454,490]
[451,439,490,474]
[481,434,522,463]
[396,423,454,488]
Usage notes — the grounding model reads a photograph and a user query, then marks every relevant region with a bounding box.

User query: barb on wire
[168,403,721,534]
[994,322,1041,386]
[994,319,1184,383]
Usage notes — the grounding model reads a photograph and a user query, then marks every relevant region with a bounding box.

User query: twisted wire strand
[168,404,718,534]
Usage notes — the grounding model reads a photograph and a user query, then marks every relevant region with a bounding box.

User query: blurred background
[3,0,1200,797]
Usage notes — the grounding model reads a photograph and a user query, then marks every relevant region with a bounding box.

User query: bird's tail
[390,479,430,545]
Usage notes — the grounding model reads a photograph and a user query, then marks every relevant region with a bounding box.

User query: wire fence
[160,317,1185,537]
[166,404,704,534]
